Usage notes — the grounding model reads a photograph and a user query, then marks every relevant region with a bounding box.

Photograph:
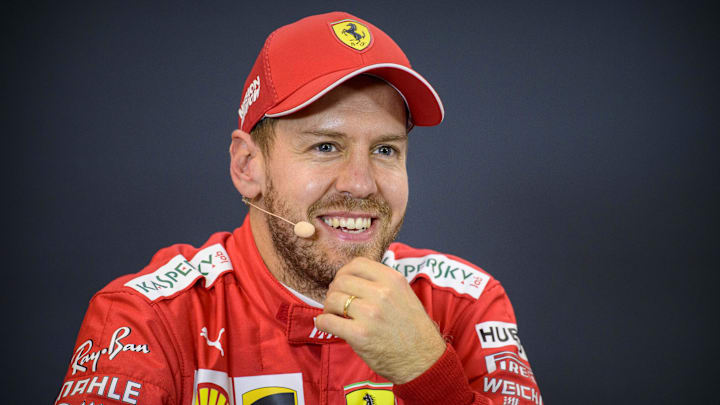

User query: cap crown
[237,11,442,133]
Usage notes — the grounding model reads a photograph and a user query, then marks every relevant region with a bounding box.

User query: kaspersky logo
[381,251,490,300]
[125,244,233,301]
[331,20,372,51]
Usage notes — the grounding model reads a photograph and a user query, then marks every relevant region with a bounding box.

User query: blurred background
[4,1,718,403]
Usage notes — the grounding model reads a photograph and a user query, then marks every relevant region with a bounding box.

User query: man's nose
[334,152,378,199]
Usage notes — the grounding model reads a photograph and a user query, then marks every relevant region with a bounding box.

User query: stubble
[262,182,402,299]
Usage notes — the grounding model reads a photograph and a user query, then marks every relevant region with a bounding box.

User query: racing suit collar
[230,216,344,345]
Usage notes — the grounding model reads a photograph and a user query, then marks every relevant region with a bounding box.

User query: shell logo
[195,383,230,405]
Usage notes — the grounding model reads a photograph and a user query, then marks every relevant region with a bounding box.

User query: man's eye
[374,145,396,156]
[315,143,337,153]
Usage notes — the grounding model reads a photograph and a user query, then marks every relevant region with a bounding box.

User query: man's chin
[321,245,386,267]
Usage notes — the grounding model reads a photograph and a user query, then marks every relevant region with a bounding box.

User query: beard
[261,182,403,298]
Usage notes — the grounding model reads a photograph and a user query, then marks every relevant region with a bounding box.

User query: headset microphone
[242,197,316,238]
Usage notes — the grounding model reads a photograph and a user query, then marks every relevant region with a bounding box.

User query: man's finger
[315,313,360,341]
[336,257,389,281]
[323,291,363,319]
[328,274,376,298]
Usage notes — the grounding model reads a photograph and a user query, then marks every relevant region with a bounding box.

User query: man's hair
[250,118,277,157]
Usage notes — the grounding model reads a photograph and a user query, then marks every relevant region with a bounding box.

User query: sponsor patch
[343,381,394,405]
[193,370,304,405]
[56,375,142,404]
[71,326,150,375]
[282,304,343,344]
[126,244,233,301]
[485,351,535,382]
[238,75,260,128]
[242,387,297,404]
[331,19,372,51]
[193,369,235,405]
[235,373,304,405]
[475,321,528,360]
[308,317,335,340]
[195,382,231,405]
[382,250,490,299]
[200,326,226,357]
[483,377,542,405]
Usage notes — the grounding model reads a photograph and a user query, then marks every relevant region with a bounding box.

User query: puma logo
[200,326,225,357]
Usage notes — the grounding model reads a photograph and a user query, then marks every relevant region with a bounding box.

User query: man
[56,12,542,405]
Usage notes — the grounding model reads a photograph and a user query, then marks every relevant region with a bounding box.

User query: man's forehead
[275,76,408,133]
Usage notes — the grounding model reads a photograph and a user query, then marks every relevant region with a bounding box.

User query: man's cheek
[300,169,333,193]
[384,176,408,210]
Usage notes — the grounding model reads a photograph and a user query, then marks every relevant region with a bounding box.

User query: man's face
[259,76,409,294]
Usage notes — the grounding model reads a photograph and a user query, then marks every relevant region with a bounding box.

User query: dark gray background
[4,1,718,403]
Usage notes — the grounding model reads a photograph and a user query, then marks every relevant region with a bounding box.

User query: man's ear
[229,129,264,199]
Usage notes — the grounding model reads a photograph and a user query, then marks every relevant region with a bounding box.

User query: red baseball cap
[237,11,444,133]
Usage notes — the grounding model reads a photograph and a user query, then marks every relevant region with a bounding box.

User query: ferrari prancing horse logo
[331,20,372,51]
[344,381,395,405]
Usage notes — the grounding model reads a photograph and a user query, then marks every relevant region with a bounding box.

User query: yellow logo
[242,386,297,405]
[195,383,229,405]
[331,20,372,51]
[344,381,395,405]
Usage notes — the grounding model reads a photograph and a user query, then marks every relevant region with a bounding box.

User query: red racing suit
[56,216,542,405]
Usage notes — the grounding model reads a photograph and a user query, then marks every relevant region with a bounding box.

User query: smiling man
[57,12,542,405]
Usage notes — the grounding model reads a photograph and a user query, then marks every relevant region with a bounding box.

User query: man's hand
[315,257,447,384]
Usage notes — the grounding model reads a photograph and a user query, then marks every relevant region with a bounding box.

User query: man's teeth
[323,217,371,232]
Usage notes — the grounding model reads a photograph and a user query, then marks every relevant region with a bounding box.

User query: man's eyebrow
[299,130,347,139]
[375,133,409,143]
[299,130,408,143]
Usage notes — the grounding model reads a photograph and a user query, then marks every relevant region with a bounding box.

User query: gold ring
[343,295,357,318]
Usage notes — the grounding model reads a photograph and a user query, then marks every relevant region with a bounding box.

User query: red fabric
[237,11,443,133]
[394,344,492,405]
[56,216,542,404]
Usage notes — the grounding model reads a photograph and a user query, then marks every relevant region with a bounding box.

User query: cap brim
[265,63,444,126]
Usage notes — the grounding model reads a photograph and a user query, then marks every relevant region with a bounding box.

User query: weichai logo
[195,382,230,405]
[241,386,297,404]
[343,381,394,405]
